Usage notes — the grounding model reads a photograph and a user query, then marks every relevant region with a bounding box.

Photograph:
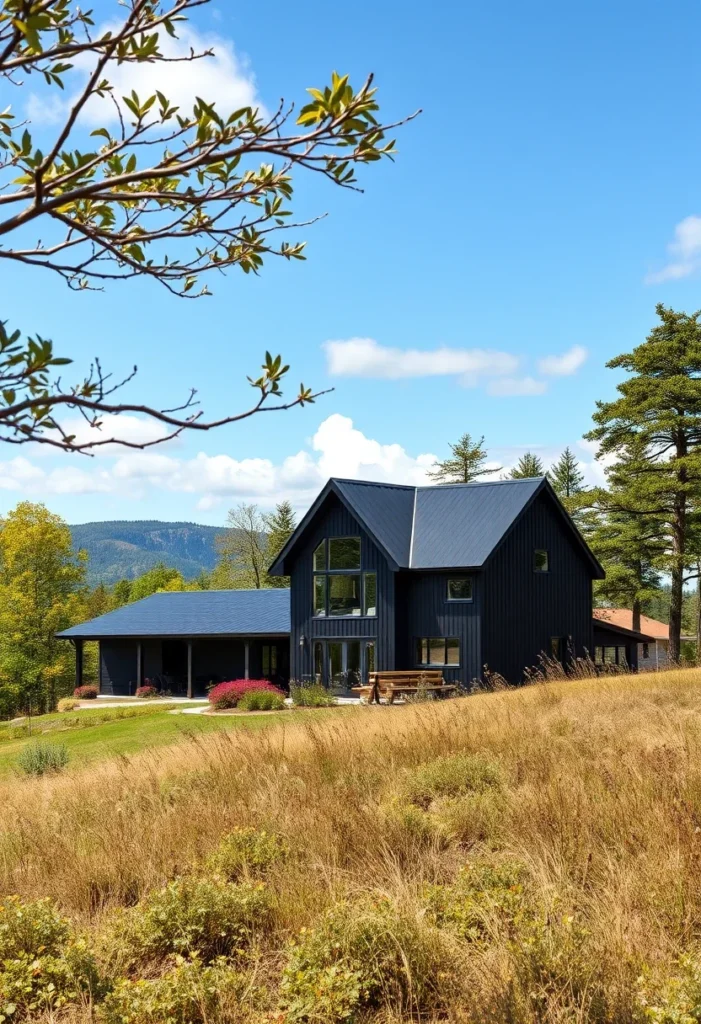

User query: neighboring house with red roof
[593,608,695,670]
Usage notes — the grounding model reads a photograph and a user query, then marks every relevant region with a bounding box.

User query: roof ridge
[333,477,417,491]
[415,476,546,491]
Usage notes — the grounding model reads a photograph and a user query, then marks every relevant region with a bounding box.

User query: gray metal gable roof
[410,477,544,568]
[58,588,291,639]
[334,479,415,567]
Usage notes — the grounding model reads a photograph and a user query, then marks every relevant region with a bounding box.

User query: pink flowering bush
[74,684,98,700]
[136,685,159,699]
[208,679,284,710]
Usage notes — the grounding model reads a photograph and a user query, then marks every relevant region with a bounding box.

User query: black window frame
[533,549,550,573]
[416,636,460,668]
[446,577,473,602]
[312,536,377,618]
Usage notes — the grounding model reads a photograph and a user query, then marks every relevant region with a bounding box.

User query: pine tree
[509,452,545,478]
[548,448,585,498]
[428,433,500,484]
[586,305,701,660]
[265,500,297,588]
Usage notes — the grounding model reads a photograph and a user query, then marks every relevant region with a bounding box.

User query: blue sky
[2,0,701,525]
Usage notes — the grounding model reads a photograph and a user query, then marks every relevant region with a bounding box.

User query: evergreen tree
[548,448,585,498]
[112,579,132,608]
[265,500,297,588]
[509,452,545,478]
[586,305,701,660]
[428,434,500,484]
[0,503,85,714]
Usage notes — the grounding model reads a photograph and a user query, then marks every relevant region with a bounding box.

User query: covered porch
[73,635,290,698]
[59,589,292,699]
[592,617,655,671]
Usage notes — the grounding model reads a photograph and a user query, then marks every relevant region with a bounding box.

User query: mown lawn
[0,704,289,776]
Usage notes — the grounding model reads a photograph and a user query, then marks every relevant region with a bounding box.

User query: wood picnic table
[352,670,459,704]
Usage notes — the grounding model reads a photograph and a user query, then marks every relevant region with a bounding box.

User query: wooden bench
[352,670,459,704]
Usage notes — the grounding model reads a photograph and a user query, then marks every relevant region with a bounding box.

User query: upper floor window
[447,577,473,602]
[312,536,375,616]
[533,549,549,573]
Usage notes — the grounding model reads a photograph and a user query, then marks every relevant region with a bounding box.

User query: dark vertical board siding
[396,571,482,685]
[289,495,394,680]
[482,492,593,682]
[100,640,137,695]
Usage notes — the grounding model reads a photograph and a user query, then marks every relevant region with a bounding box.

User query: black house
[59,475,604,695]
[268,475,604,689]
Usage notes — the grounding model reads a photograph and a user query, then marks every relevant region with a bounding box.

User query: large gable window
[313,536,375,617]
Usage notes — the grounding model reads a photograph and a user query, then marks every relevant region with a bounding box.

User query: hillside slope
[71,520,224,584]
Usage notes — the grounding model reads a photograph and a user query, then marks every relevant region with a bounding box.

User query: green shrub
[424,859,529,944]
[400,751,503,808]
[0,940,101,1020]
[290,683,336,708]
[280,897,455,1022]
[638,955,701,1023]
[0,895,70,958]
[119,876,271,964]
[0,683,20,722]
[57,697,80,712]
[206,827,287,880]
[0,899,101,1019]
[237,689,286,712]
[100,955,252,1024]
[16,741,69,776]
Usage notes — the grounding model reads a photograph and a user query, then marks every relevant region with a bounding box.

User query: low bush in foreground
[74,684,98,700]
[289,682,337,707]
[16,741,69,775]
[206,827,288,880]
[208,679,283,710]
[57,697,80,712]
[237,688,286,711]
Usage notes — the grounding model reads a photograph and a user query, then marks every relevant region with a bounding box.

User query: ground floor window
[550,636,567,663]
[313,639,375,692]
[594,645,628,667]
[416,637,459,667]
[262,644,277,678]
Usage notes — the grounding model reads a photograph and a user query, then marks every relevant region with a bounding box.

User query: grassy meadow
[2,670,701,1021]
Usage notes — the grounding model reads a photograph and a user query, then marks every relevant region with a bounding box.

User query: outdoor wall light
[299,635,306,647]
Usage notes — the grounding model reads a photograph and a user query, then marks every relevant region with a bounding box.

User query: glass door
[324,640,362,695]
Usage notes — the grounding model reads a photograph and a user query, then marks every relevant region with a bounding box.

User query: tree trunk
[669,498,686,662]
[696,561,701,666]
[632,597,641,634]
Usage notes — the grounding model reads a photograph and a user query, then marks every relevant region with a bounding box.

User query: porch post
[244,640,250,679]
[187,641,193,699]
[75,639,84,691]
[136,641,143,693]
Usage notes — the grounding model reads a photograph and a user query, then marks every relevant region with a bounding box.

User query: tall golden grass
[3,669,701,1021]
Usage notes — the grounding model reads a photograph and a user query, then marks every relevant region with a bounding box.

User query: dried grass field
[2,669,701,1022]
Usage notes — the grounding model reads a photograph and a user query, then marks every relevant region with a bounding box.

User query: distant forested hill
[71,521,225,585]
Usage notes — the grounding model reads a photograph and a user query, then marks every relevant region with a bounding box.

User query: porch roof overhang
[57,589,291,641]
[592,618,656,645]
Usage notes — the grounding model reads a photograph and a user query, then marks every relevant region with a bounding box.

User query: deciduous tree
[0,0,415,452]
[213,503,268,589]
[0,502,86,712]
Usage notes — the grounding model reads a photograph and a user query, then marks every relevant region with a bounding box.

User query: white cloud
[27,24,260,128]
[487,376,548,397]
[537,345,588,377]
[0,414,439,509]
[646,215,701,284]
[323,337,519,385]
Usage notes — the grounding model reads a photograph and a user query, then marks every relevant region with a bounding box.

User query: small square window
[447,578,473,601]
[534,549,549,573]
